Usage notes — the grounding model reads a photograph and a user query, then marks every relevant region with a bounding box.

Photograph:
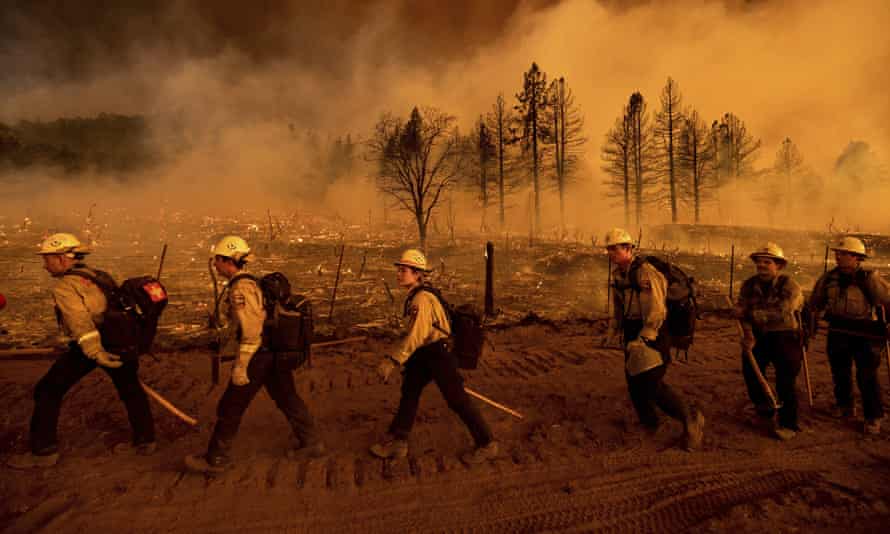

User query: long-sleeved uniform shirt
[52,264,108,353]
[809,267,890,321]
[611,257,667,341]
[392,287,451,364]
[735,274,803,336]
[217,272,266,362]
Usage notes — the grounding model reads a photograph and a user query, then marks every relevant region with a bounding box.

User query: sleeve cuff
[639,327,658,341]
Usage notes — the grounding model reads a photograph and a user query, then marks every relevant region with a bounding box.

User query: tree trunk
[667,105,677,223]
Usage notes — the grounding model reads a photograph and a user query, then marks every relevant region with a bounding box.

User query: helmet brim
[830,247,867,259]
[749,253,787,264]
[394,261,432,273]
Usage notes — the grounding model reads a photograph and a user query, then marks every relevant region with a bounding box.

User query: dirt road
[2,316,890,533]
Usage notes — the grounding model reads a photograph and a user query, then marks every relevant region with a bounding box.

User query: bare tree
[485,93,520,229]
[654,77,683,223]
[774,137,804,217]
[677,109,714,224]
[515,62,551,237]
[712,112,761,181]
[601,109,633,228]
[367,106,465,250]
[628,92,656,227]
[546,77,587,235]
[468,116,498,232]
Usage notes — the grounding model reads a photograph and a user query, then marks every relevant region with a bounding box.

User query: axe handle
[139,380,198,426]
[801,346,814,408]
[736,321,781,410]
[465,386,523,419]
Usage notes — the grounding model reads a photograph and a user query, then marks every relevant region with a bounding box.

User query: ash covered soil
[2,214,890,533]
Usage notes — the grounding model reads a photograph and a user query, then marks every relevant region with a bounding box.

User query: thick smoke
[1,0,888,236]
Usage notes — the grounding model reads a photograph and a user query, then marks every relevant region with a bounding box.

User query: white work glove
[377,357,399,384]
[78,331,123,369]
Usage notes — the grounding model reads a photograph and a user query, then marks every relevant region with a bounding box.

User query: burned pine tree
[467,116,498,232]
[627,92,656,227]
[485,93,520,230]
[546,77,587,236]
[773,137,804,217]
[711,112,761,183]
[676,109,715,224]
[514,62,551,237]
[653,77,683,223]
[602,109,634,228]
[367,106,465,250]
[602,94,656,229]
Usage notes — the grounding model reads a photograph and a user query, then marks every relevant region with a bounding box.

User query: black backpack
[66,269,169,360]
[626,255,698,351]
[406,285,485,370]
[230,272,313,369]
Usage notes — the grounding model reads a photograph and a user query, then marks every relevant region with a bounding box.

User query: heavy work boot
[771,420,797,441]
[287,441,327,460]
[864,418,882,435]
[184,453,228,474]
[683,410,706,452]
[369,437,408,459]
[460,441,500,465]
[6,452,60,470]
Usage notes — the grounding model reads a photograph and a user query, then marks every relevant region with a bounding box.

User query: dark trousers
[623,321,689,428]
[743,330,802,429]
[30,345,155,455]
[826,330,884,420]
[208,350,317,460]
[388,342,493,447]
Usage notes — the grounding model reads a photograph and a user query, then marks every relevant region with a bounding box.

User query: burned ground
[1,214,889,532]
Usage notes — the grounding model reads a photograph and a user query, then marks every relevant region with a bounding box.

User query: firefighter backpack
[231,272,314,369]
[408,285,485,370]
[66,269,169,360]
[626,256,698,352]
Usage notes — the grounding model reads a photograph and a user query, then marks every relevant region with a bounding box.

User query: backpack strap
[405,285,451,335]
[65,268,118,298]
[854,268,875,308]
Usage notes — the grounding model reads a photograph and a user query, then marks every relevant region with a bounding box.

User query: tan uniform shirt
[393,288,450,364]
[218,273,266,360]
[809,267,890,321]
[611,258,667,341]
[735,274,803,335]
[52,265,108,347]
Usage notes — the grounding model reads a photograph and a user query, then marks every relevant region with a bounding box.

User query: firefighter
[185,235,322,473]
[7,233,156,469]
[735,243,804,440]
[808,236,890,434]
[604,228,705,451]
[370,249,498,465]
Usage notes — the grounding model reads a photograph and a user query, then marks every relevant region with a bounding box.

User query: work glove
[377,357,399,384]
[232,364,249,386]
[602,328,621,348]
[78,330,123,369]
[232,345,256,386]
[93,351,124,369]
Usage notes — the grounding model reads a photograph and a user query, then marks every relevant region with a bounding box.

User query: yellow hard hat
[831,236,867,258]
[750,242,787,264]
[211,235,252,262]
[36,233,89,257]
[394,249,431,272]
[604,228,634,248]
